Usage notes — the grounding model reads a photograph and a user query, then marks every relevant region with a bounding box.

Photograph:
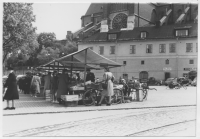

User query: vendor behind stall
[86,69,95,83]
[57,69,69,104]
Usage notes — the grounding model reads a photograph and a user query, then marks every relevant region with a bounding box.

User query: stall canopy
[37,48,123,71]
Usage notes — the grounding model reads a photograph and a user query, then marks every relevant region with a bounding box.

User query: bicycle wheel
[82,89,97,106]
[143,89,148,100]
[111,88,123,104]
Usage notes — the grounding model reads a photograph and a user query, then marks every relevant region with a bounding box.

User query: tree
[3,3,36,63]
[37,47,60,65]
[37,32,56,52]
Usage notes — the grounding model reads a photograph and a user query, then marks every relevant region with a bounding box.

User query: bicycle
[127,82,157,101]
[82,82,123,106]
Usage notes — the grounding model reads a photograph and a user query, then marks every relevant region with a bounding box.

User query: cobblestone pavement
[2,86,197,116]
[3,106,196,137]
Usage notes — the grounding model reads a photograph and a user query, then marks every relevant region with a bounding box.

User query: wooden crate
[63,101,78,107]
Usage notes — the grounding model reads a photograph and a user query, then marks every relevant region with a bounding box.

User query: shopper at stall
[57,69,69,104]
[24,71,32,94]
[30,73,41,97]
[3,67,19,110]
[43,72,52,96]
[86,69,95,82]
[96,67,115,106]
[51,71,59,103]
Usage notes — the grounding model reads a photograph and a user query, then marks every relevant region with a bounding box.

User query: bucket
[45,90,51,101]
[135,89,143,101]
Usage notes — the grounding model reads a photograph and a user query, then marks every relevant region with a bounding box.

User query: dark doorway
[139,71,148,83]
[165,72,170,80]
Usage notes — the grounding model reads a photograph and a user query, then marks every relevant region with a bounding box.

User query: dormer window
[175,29,188,37]
[108,34,117,40]
[141,32,147,39]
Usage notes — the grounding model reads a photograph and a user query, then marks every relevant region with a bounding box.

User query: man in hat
[57,69,69,104]
[3,67,19,110]
[86,69,95,83]
[24,71,32,94]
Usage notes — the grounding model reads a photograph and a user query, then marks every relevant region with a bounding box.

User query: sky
[32,3,91,40]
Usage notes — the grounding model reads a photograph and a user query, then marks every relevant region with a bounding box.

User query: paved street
[2,86,198,137]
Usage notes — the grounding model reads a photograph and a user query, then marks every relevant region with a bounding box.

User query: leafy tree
[37,47,60,65]
[3,3,36,63]
[37,32,56,52]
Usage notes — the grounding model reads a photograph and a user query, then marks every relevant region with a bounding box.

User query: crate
[70,86,85,91]
[63,101,78,107]
[61,95,79,101]
[45,90,51,101]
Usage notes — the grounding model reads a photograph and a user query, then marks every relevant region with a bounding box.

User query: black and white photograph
[1,0,199,137]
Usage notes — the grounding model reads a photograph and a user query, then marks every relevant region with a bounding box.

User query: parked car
[16,75,26,81]
[165,78,175,86]
[191,77,197,86]
[148,77,164,86]
[177,77,192,85]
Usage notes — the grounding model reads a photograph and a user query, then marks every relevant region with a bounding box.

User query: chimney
[66,31,73,40]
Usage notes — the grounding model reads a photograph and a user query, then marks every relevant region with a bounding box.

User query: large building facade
[72,3,198,81]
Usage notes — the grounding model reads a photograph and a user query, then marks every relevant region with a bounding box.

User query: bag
[111,76,114,82]
[102,83,107,89]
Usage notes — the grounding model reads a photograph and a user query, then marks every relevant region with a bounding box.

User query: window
[141,60,144,65]
[108,34,117,40]
[123,61,126,65]
[130,45,136,54]
[99,46,104,55]
[189,59,194,64]
[165,59,169,64]
[169,43,176,53]
[89,47,93,50]
[110,46,115,54]
[186,43,193,52]
[175,29,188,37]
[146,44,152,53]
[159,44,166,53]
[141,32,147,39]
[183,73,188,78]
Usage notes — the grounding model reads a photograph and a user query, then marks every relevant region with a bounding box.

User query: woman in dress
[30,73,41,97]
[3,67,19,110]
[96,67,115,106]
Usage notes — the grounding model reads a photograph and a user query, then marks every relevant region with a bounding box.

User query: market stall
[37,48,123,106]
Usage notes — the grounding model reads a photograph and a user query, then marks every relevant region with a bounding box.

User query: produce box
[61,95,79,101]
[70,86,85,91]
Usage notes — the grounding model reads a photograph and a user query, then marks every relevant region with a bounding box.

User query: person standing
[86,69,95,83]
[24,71,32,94]
[57,69,69,104]
[43,72,52,96]
[30,73,41,97]
[3,67,19,110]
[96,67,115,106]
[51,71,59,103]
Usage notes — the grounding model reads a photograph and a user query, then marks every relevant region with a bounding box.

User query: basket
[86,83,102,90]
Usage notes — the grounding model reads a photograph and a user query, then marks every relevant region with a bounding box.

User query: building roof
[80,23,197,42]
[85,3,104,16]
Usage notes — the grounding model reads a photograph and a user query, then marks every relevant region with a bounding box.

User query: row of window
[122,59,194,65]
[89,43,198,55]
[108,29,190,40]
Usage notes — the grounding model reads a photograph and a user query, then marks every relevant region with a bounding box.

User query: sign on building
[163,67,172,71]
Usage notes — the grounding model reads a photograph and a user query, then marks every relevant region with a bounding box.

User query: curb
[3,104,196,116]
